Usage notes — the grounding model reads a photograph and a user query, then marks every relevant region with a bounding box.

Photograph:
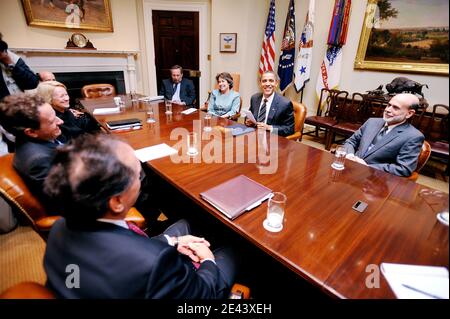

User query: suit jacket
[13,137,62,204]
[44,218,230,299]
[55,109,100,140]
[159,78,196,106]
[0,58,39,100]
[249,92,294,137]
[344,118,425,177]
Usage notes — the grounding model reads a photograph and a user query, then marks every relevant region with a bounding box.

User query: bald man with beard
[343,93,425,177]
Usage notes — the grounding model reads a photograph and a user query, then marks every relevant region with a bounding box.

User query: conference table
[81,95,449,299]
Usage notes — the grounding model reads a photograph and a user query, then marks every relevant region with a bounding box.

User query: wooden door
[152,10,200,106]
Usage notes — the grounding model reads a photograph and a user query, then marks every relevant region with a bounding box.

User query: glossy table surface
[82,95,449,299]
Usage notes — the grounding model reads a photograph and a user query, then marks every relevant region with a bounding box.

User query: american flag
[259,0,276,75]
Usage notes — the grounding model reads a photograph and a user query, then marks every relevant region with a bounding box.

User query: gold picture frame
[354,0,448,75]
[219,33,237,53]
[21,0,113,32]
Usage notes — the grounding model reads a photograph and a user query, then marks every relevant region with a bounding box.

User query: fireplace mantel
[11,48,139,93]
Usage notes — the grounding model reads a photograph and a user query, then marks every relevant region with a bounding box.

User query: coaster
[263,219,283,233]
[437,212,449,226]
[187,150,199,156]
[331,163,345,170]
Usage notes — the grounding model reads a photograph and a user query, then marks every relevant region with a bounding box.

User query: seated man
[343,93,424,177]
[0,33,39,100]
[38,71,56,82]
[0,93,65,203]
[245,71,294,137]
[43,134,236,298]
[159,65,196,106]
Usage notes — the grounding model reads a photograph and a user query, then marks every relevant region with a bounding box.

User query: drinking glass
[331,145,347,170]
[165,99,173,114]
[187,132,199,156]
[146,103,156,123]
[263,192,286,232]
[204,113,212,132]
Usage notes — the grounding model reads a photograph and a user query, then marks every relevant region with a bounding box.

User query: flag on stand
[277,0,296,93]
[316,0,351,111]
[259,0,276,75]
[293,0,315,92]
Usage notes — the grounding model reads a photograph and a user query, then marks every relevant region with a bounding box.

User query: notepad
[181,108,198,115]
[134,143,178,162]
[243,110,257,124]
[381,263,449,299]
[138,95,165,102]
[93,107,121,115]
[200,175,272,220]
[225,123,255,136]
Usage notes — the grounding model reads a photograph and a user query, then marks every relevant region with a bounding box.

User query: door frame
[143,0,210,102]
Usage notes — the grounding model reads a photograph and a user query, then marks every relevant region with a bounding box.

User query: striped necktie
[257,99,268,122]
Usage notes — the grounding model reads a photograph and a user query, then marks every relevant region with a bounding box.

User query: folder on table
[225,123,255,136]
[106,118,142,130]
[200,175,272,220]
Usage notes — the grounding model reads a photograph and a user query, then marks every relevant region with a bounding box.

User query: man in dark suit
[0,33,39,100]
[344,93,424,177]
[245,71,294,137]
[159,65,196,106]
[43,134,236,298]
[0,94,65,203]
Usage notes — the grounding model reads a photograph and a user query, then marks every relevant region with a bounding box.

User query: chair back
[0,154,48,231]
[286,101,307,141]
[317,88,348,117]
[81,84,116,99]
[408,140,431,181]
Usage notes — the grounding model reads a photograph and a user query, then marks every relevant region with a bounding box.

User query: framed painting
[219,33,237,53]
[21,0,113,32]
[354,0,448,75]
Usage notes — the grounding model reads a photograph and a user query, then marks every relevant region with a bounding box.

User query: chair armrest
[35,216,62,232]
[229,113,241,121]
[229,283,250,299]
[125,207,146,229]
[0,282,55,299]
[329,143,338,154]
[407,172,419,182]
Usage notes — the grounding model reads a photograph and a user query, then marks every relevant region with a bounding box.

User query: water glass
[165,100,173,114]
[187,132,199,156]
[331,145,347,170]
[146,104,156,123]
[204,113,212,132]
[264,192,286,232]
[113,96,122,107]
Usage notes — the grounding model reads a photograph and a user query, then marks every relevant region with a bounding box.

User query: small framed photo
[219,33,237,53]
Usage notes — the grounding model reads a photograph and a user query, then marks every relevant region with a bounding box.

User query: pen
[402,284,444,299]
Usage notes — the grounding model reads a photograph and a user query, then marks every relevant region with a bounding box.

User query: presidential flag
[259,0,276,74]
[277,0,296,93]
[293,0,315,92]
[316,0,351,111]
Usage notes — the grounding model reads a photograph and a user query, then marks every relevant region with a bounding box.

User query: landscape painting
[355,0,448,75]
[22,0,113,32]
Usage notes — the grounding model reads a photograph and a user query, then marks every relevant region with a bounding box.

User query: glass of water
[204,113,212,132]
[263,192,286,232]
[331,145,347,170]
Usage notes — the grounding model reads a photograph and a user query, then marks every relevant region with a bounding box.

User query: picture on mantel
[21,0,113,32]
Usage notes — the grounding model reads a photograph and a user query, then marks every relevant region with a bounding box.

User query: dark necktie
[372,125,388,145]
[257,99,268,122]
[126,221,148,238]
[172,83,177,92]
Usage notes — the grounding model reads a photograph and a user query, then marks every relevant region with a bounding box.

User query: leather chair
[286,101,307,141]
[81,83,116,99]
[0,154,146,240]
[408,140,431,181]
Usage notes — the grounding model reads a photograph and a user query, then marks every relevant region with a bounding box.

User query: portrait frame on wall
[21,0,114,32]
[219,33,237,53]
[354,0,448,75]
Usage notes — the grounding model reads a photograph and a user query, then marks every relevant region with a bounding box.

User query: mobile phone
[352,200,368,213]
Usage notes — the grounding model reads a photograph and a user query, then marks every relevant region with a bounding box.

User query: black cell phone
[352,200,368,213]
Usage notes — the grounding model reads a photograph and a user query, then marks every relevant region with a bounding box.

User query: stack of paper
[381,263,449,299]
[134,143,178,162]
[138,95,165,102]
[181,108,197,115]
[93,107,121,115]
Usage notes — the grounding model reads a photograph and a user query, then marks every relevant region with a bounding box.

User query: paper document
[135,143,178,162]
[181,108,197,115]
[243,110,257,124]
[93,107,121,115]
[138,95,165,102]
[381,263,449,299]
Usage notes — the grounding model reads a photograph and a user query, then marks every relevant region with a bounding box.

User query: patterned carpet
[0,226,46,293]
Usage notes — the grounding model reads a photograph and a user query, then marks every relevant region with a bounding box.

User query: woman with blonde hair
[36,80,99,140]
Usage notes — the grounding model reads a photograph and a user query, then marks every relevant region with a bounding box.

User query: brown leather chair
[0,154,146,240]
[81,83,116,99]
[286,101,307,141]
[0,282,54,299]
[408,140,431,181]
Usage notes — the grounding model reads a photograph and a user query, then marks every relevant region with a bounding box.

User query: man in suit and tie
[0,93,65,203]
[245,71,294,137]
[343,93,424,177]
[43,134,236,298]
[159,65,196,106]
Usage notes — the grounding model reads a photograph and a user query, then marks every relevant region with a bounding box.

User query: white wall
[210,0,449,114]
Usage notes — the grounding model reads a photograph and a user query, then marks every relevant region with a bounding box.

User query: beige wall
[211,0,449,113]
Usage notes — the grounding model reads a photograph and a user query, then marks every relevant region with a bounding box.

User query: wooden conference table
[81,95,449,299]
